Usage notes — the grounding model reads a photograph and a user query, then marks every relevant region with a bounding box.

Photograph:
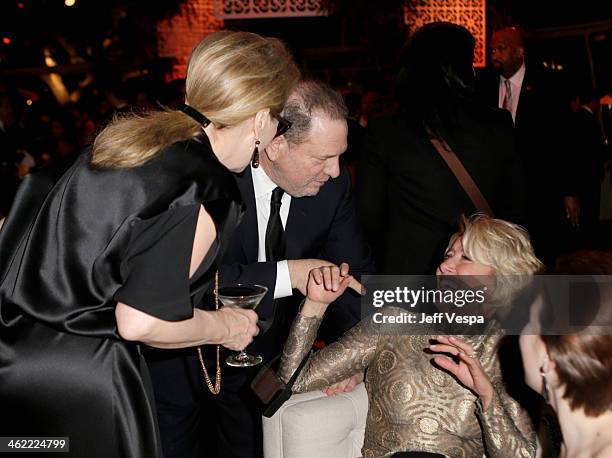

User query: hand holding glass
[218,284,268,367]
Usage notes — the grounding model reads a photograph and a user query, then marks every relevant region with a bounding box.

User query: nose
[438,259,456,275]
[325,158,340,179]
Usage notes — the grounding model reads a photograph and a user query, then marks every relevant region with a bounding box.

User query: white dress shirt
[498,63,526,123]
[250,164,293,299]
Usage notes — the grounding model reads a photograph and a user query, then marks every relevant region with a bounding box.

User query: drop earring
[540,364,550,403]
[252,139,261,168]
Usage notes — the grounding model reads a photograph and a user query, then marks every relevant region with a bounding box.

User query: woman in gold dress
[279,215,542,458]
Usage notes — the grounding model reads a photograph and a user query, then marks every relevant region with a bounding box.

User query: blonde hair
[447,214,543,275]
[92,31,300,168]
[446,214,543,306]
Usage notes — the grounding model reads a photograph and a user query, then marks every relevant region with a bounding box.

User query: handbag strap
[263,349,311,386]
[287,350,312,386]
[425,125,494,217]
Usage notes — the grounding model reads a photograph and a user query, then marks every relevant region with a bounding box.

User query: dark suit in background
[477,66,571,263]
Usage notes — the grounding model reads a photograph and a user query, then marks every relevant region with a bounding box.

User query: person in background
[358,22,526,275]
[478,26,572,266]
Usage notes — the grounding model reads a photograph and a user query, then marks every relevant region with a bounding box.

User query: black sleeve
[495,110,528,224]
[114,204,200,321]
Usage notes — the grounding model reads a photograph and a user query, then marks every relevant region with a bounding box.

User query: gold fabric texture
[279,307,536,458]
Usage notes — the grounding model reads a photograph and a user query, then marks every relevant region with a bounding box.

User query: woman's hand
[211,307,259,351]
[301,263,357,317]
[429,335,495,409]
[324,371,364,396]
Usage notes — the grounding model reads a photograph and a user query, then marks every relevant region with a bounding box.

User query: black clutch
[250,351,311,418]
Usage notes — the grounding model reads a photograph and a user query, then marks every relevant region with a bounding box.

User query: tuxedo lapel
[234,167,259,262]
[515,68,532,128]
[284,195,310,259]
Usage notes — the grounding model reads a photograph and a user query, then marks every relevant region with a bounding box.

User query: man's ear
[264,136,287,162]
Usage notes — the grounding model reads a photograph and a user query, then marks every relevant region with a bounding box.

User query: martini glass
[219,284,268,367]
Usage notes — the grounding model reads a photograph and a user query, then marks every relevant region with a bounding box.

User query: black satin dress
[0,135,243,457]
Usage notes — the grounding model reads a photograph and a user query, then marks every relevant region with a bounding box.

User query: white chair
[263,382,368,458]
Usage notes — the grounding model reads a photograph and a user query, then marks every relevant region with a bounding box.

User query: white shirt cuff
[274,260,293,299]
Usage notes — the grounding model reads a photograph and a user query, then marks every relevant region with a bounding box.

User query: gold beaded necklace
[197,271,221,394]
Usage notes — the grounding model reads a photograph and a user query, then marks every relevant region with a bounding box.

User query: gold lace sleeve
[279,313,379,393]
[476,339,537,458]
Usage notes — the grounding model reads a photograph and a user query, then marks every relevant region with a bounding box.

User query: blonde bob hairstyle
[446,214,543,306]
[447,214,543,275]
[92,31,300,169]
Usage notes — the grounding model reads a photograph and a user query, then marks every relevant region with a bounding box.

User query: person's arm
[429,335,535,457]
[115,303,257,350]
[115,205,258,350]
[218,258,338,319]
[278,264,375,392]
[0,217,4,231]
[477,379,536,458]
[280,311,378,393]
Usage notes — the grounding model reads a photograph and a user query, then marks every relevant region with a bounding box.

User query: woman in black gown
[0,31,299,457]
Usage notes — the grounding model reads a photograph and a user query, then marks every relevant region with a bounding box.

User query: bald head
[491,27,525,78]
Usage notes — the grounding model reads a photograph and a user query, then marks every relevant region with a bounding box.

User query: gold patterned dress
[279,306,535,458]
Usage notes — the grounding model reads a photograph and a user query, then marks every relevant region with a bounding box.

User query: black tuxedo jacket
[218,165,375,359]
[477,66,571,202]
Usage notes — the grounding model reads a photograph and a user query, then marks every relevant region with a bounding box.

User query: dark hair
[396,22,476,131]
[541,251,612,417]
[281,80,348,146]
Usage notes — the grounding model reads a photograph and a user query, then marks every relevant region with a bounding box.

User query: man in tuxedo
[478,26,571,264]
[148,80,375,458]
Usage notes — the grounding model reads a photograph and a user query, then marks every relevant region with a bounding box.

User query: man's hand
[324,371,364,396]
[288,259,365,297]
[563,196,581,227]
[300,263,364,318]
[288,259,336,296]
